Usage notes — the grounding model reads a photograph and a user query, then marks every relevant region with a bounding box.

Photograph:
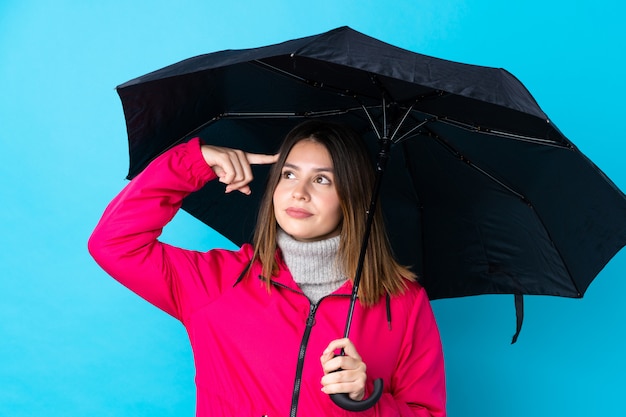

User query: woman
[88,121,446,416]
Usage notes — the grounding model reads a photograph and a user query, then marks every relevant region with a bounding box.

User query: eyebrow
[282,162,334,173]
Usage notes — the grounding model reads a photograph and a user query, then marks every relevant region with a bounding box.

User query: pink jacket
[88,138,446,417]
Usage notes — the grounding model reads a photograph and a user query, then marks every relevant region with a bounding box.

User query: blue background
[1,1,625,416]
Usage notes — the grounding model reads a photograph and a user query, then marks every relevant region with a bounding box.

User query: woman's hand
[201,145,278,195]
[320,338,367,401]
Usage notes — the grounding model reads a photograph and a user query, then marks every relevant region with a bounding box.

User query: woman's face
[273,139,343,242]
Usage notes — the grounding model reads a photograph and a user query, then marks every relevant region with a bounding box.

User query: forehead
[284,139,333,165]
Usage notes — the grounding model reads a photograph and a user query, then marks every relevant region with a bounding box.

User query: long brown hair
[252,120,415,306]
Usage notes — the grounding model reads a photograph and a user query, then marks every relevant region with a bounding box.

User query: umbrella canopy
[117,25,626,307]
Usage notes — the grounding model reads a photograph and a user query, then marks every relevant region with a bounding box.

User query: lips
[285,207,313,219]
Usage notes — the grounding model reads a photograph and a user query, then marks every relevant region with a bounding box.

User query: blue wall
[1,1,624,416]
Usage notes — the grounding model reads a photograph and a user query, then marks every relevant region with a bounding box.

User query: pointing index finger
[246,152,279,165]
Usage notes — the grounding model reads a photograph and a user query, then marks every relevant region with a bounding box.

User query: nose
[291,181,310,200]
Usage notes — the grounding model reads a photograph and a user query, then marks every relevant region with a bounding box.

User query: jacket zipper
[264,276,349,417]
[290,302,319,417]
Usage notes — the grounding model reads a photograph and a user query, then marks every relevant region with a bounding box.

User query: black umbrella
[115,26,626,410]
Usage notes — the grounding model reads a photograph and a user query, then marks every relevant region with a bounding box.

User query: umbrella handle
[330,378,383,412]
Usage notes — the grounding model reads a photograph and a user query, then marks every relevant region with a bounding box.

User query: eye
[314,175,332,185]
[281,170,296,180]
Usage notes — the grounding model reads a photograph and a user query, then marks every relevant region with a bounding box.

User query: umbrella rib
[222,112,300,118]
[139,115,225,167]
[253,59,355,97]
[143,111,311,165]
[463,161,526,200]
[389,103,416,142]
[359,103,382,140]
[392,117,437,144]
[253,59,386,103]
[253,59,310,84]
[222,107,364,119]
[426,127,528,201]
[440,118,572,149]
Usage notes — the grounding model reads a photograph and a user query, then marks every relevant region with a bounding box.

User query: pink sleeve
[362,286,447,417]
[88,137,229,321]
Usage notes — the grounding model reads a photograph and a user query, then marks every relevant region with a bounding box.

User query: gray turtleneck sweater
[276,229,346,303]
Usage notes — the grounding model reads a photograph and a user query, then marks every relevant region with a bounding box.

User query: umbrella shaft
[342,137,391,339]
